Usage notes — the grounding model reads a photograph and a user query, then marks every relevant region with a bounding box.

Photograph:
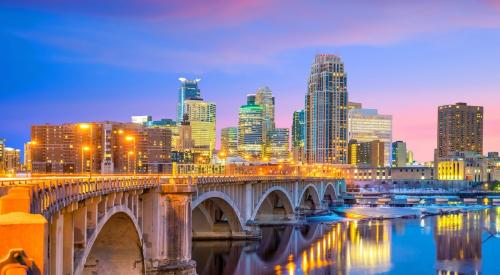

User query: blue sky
[1,0,500,161]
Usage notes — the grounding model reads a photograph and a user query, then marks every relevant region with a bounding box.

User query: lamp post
[79,123,93,178]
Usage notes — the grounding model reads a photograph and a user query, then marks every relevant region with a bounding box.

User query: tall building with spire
[305,54,348,164]
[177,78,201,123]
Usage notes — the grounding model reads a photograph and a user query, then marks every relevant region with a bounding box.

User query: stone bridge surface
[0,175,345,275]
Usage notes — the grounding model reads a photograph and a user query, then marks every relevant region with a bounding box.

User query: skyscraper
[184,99,216,158]
[292,109,305,162]
[238,97,264,160]
[305,54,348,164]
[437,103,483,158]
[392,141,407,167]
[177,78,201,123]
[348,105,392,166]
[220,127,238,157]
[255,86,275,137]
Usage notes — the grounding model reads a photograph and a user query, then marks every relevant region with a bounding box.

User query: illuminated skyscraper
[238,97,264,160]
[177,77,201,123]
[220,127,238,157]
[437,103,483,158]
[255,86,275,138]
[348,105,392,166]
[292,109,305,162]
[305,54,348,164]
[184,99,216,158]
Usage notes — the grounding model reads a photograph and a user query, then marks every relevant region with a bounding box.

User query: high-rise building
[292,109,305,162]
[348,105,392,166]
[392,141,407,167]
[220,127,238,157]
[184,99,216,158]
[238,97,264,160]
[437,103,483,158]
[3,147,21,174]
[305,54,348,164]
[255,86,276,138]
[266,128,289,161]
[177,77,201,122]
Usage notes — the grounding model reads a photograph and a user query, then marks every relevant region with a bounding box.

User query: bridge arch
[77,206,144,275]
[298,184,321,211]
[192,191,245,238]
[251,186,295,221]
[322,183,338,206]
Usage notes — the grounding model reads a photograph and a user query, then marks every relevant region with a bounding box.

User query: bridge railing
[0,176,161,217]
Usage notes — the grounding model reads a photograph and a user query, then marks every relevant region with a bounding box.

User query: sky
[1,0,500,162]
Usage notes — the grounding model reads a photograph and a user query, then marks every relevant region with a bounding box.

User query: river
[192,207,499,275]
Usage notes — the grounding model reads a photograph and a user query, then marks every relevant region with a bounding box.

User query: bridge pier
[144,183,196,275]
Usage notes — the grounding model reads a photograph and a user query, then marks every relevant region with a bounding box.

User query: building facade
[30,122,171,174]
[437,103,483,158]
[305,54,348,164]
[220,127,238,157]
[184,99,216,159]
[3,147,21,174]
[265,128,290,161]
[177,77,201,122]
[292,109,305,162]
[238,97,264,160]
[348,105,392,166]
[255,86,276,141]
[392,141,408,167]
[348,139,385,167]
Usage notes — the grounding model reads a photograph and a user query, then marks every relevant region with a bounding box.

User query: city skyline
[2,1,500,161]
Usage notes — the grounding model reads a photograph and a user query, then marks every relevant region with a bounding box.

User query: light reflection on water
[192,207,500,275]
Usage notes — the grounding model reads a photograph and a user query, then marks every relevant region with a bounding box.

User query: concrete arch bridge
[0,175,345,274]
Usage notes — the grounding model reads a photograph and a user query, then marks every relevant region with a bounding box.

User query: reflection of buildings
[288,221,392,274]
[434,213,482,274]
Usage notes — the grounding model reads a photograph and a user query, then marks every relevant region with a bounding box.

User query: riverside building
[305,54,348,164]
[437,103,483,158]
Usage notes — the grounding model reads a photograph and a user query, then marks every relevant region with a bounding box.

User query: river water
[192,207,500,275]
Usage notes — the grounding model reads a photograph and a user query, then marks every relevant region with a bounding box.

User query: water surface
[192,207,500,275]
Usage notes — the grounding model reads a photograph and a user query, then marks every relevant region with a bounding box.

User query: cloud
[4,0,500,74]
